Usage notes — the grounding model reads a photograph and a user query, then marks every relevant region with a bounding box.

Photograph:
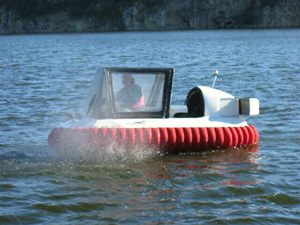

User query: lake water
[0,29,299,224]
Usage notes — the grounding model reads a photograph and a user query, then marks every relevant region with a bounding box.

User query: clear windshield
[86,67,174,119]
[112,72,165,112]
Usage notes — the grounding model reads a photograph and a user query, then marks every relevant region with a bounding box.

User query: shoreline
[1,27,299,36]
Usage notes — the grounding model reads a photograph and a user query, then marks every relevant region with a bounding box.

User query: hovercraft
[48,67,259,154]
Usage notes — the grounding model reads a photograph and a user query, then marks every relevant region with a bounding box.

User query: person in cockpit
[115,73,145,110]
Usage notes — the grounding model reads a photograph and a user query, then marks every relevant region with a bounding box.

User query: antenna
[212,70,219,88]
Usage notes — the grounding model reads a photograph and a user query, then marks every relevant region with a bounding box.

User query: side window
[86,77,109,118]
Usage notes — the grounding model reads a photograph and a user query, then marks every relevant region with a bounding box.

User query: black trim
[104,67,174,119]
[185,87,205,117]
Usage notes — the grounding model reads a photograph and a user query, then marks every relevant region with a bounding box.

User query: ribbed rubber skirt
[48,125,259,153]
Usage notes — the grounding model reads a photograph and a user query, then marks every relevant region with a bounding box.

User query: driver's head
[122,73,134,86]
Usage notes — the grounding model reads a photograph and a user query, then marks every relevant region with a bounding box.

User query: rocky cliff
[0,0,299,34]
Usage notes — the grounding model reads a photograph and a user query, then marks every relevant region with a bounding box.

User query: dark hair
[123,74,135,85]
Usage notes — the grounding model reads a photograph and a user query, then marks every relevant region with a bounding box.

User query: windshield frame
[105,67,174,119]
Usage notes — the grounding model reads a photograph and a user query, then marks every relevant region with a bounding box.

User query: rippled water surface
[0,29,299,224]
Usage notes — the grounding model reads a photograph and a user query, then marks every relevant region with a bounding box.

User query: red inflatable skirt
[48,125,259,153]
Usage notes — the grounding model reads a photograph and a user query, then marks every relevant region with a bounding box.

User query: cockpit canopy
[85,67,174,119]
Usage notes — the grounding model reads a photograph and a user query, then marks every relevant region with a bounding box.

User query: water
[1,29,299,224]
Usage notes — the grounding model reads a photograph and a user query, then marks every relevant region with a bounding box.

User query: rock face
[0,0,299,34]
